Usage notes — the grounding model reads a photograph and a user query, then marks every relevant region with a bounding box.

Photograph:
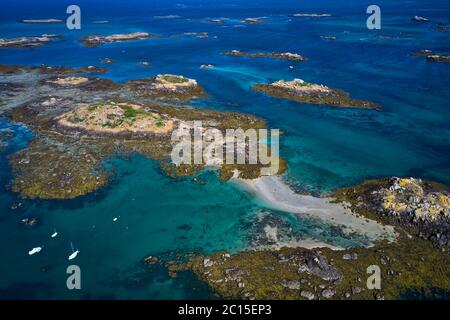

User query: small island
[242,17,264,24]
[0,64,107,76]
[293,13,331,18]
[225,50,308,61]
[125,74,206,101]
[410,50,450,63]
[426,54,450,63]
[80,32,159,47]
[0,34,62,49]
[336,177,450,248]
[206,19,225,24]
[252,78,381,109]
[21,19,64,24]
[412,16,429,22]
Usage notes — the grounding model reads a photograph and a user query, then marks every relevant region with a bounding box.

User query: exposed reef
[225,50,308,61]
[80,32,159,48]
[0,64,107,75]
[252,78,380,109]
[1,65,284,199]
[0,34,62,49]
[42,76,119,91]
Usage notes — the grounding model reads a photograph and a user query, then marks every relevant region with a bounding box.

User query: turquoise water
[0,0,449,299]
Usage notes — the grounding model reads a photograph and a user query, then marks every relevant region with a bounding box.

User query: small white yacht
[28,247,42,255]
[68,242,80,260]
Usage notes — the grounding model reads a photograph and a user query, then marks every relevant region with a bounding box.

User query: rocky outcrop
[225,50,308,61]
[293,13,331,18]
[252,78,380,109]
[80,32,159,47]
[412,16,429,22]
[0,34,62,49]
[125,74,206,101]
[426,54,450,63]
[242,18,264,24]
[21,19,64,24]
[410,50,450,63]
[337,177,450,248]
[299,251,342,282]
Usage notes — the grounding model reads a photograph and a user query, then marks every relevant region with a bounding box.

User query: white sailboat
[28,246,42,255]
[51,229,58,238]
[68,242,80,260]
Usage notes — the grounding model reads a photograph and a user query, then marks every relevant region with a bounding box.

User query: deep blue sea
[0,0,449,299]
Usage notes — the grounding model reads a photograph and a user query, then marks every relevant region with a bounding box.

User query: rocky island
[21,19,64,24]
[252,78,381,109]
[242,18,264,24]
[125,74,206,101]
[293,13,332,18]
[207,19,226,24]
[335,177,450,248]
[0,34,62,49]
[225,50,308,61]
[426,54,450,63]
[410,50,450,63]
[412,16,429,22]
[80,32,159,47]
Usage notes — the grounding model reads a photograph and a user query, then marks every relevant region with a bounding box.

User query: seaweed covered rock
[335,177,450,248]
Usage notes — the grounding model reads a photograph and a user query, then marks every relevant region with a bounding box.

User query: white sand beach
[234,175,397,247]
